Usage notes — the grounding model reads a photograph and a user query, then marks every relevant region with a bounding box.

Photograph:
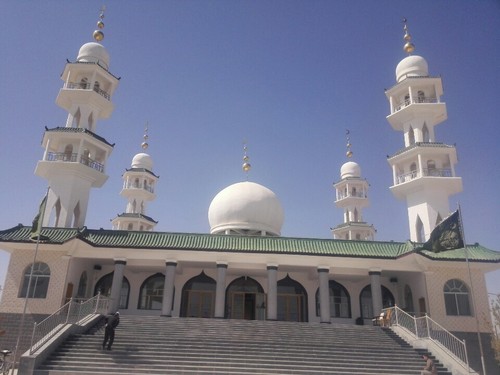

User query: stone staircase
[34,316,451,374]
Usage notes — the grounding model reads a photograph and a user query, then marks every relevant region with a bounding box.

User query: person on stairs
[102,311,120,351]
[420,354,438,375]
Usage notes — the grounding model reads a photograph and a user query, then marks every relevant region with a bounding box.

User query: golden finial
[346,130,353,158]
[141,122,149,150]
[402,18,415,55]
[93,6,106,42]
[242,141,251,175]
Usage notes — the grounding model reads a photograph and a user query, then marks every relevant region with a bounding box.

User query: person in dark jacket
[102,312,120,350]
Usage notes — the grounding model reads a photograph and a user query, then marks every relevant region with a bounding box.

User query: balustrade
[63,82,110,100]
[46,152,104,173]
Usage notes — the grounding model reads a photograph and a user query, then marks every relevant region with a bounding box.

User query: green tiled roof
[0,225,498,262]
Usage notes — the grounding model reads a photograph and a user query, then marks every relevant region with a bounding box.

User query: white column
[267,265,278,320]
[369,270,383,316]
[214,262,228,318]
[161,261,177,317]
[318,266,330,323]
[109,259,126,314]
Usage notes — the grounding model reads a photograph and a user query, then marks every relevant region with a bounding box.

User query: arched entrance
[315,280,351,319]
[180,271,216,318]
[226,276,265,320]
[94,273,130,310]
[277,275,308,322]
[359,284,395,318]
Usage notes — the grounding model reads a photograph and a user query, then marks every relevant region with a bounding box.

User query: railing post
[65,298,73,324]
[94,292,101,314]
[414,315,419,337]
[463,339,470,374]
[395,306,399,326]
[29,322,37,355]
[425,313,431,339]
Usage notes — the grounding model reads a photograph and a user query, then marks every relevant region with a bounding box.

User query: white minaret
[332,132,376,240]
[385,21,462,242]
[111,125,159,231]
[35,9,119,228]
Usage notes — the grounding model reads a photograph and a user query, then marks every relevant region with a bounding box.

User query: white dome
[77,42,110,70]
[340,161,361,179]
[131,153,153,170]
[395,55,428,82]
[208,181,284,236]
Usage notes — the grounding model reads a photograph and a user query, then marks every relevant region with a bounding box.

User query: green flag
[421,209,464,253]
[31,194,48,241]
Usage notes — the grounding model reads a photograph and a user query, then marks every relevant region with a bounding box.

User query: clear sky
[0,1,499,297]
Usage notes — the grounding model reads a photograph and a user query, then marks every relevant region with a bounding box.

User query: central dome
[208,181,284,236]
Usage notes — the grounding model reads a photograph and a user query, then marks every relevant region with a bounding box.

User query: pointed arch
[19,262,51,298]
[404,285,414,312]
[94,273,130,310]
[77,271,88,298]
[408,126,415,145]
[180,271,216,318]
[359,285,394,319]
[277,275,308,322]
[422,122,430,142]
[226,276,265,320]
[138,273,165,310]
[316,280,351,318]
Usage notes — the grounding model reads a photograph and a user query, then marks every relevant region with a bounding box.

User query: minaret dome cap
[340,161,361,179]
[77,42,110,70]
[131,153,153,170]
[395,55,428,82]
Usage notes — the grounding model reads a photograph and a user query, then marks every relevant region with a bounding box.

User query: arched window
[359,285,394,319]
[138,273,164,310]
[127,223,133,230]
[408,126,415,145]
[404,94,410,106]
[226,276,265,320]
[76,271,88,298]
[355,233,361,240]
[19,262,50,298]
[410,162,417,179]
[94,273,130,310]
[277,275,308,322]
[79,77,88,89]
[63,144,73,161]
[316,280,351,318]
[444,279,471,316]
[181,271,216,318]
[353,208,359,222]
[427,160,437,176]
[93,81,100,92]
[422,123,430,142]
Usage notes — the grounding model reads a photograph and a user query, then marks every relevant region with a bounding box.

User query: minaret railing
[62,82,111,100]
[393,96,439,112]
[395,168,453,184]
[46,152,104,173]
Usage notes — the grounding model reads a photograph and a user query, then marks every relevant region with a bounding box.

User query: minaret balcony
[122,181,155,194]
[46,152,104,173]
[62,82,111,100]
[395,167,452,185]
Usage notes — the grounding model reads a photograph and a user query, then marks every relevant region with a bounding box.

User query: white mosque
[0,14,499,373]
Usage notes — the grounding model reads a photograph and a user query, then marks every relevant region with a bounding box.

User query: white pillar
[161,261,177,317]
[369,270,383,316]
[215,262,228,318]
[318,266,330,323]
[109,259,126,314]
[267,265,278,320]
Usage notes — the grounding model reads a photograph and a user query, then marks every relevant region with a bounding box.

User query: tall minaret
[332,132,375,241]
[385,20,462,242]
[34,8,119,228]
[111,124,159,231]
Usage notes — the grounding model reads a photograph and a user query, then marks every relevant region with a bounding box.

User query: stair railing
[390,306,469,371]
[29,293,110,354]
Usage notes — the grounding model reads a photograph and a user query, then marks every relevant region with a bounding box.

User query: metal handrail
[390,306,469,370]
[29,293,110,354]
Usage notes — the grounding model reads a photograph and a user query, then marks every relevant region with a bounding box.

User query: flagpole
[12,186,50,372]
[459,204,487,375]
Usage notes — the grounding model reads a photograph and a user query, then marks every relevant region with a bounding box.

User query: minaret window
[74,108,81,127]
[410,162,417,179]
[408,126,415,145]
[19,262,51,298]
[127,223,133,230]
[422,123,430,142]
[79,77,88,89]
[64,144,73,161]
[352,187,357,197]
[443,279,471,316]
[93,81,100,92]
[427,160,437,176]
[354,208,359,222]
[417,90,425,103]
[132,200,137,213]
[134,178,139,188]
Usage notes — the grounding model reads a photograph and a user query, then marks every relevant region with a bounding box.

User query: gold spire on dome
[93,6,106,42]
[402,18,415,55]
[141,122,149,150]
[345,130,353,158]
[242,141,251,177]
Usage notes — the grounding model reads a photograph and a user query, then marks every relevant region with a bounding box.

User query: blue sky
[0,1,499,296]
